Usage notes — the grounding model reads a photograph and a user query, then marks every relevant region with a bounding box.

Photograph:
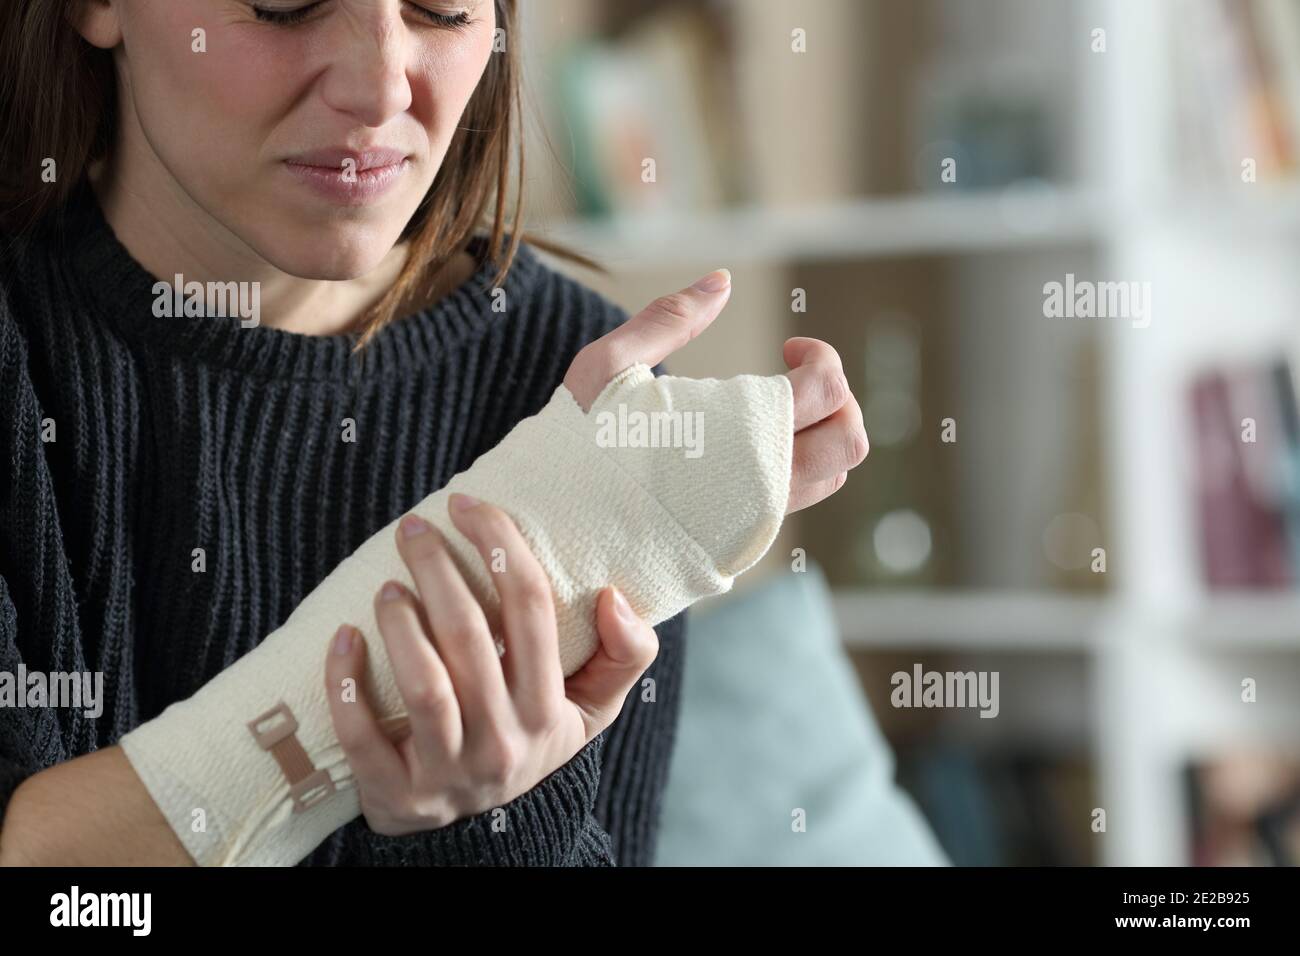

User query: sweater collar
[60,180,543,383]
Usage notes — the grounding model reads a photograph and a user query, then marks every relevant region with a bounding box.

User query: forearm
[0,746,194,866]
[118,364,792,866]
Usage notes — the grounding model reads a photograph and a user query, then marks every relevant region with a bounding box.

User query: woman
[0,0,867,866]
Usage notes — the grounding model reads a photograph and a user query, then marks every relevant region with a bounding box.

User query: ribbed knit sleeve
[0,573,37,823]
[299,734,614,866]
[0,293,83,823]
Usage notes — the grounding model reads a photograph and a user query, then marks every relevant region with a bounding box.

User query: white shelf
[833,590,1300,653]
[539,185,1300,269]
[539,187,1108,266]
[833,590,1105,651]
[1182,594,1300,650]
[1152,182,1300,235]
[542,180,1300,268]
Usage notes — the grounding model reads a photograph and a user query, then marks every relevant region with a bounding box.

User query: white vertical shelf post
[1088,0,1193,866]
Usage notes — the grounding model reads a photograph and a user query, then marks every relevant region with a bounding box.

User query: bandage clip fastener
[248,701,336,814]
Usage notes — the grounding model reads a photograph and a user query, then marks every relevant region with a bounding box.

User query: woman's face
[91,0,496,279]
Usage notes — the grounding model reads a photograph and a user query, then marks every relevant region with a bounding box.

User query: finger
[789,398,869,487]
[783,336,843,373]
[324,624,408,790]
[373,578,463,766]
[788,470,848,515]
[564,269,732,412]
[446,495,564,731]
[394,512,511,735]
[783,338,850,430]
[564,587,659,740]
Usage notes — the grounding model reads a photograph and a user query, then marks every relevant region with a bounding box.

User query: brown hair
[0,0,597,350]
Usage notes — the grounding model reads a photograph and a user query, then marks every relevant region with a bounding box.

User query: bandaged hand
[118,268,868,866]
[320,498,660,842]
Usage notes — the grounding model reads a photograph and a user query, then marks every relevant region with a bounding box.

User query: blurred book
[553,6,737,218]
[730,0,876,201]
[1172,0,1298,183]
[907,0,1063,192]
[1273,361,1300,575]
[1188,361,1294,588]
[546,0,876,215]
[1185,752,1300,865]
[1255,0,1300,168]
[910,60,1055,191]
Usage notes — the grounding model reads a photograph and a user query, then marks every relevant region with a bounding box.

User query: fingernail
[380,581,403,602]
[400,514,429,538]
[450,492,481,513]
[612,587,638,625]
[691,269,731,293]
[333,625,354,655]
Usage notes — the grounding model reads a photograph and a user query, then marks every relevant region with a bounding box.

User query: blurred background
[513,0,1300,866]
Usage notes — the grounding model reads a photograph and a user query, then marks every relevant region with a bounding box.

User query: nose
[319,12,413,127]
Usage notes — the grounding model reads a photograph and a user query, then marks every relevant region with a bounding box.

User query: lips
[282,147,412,205]
[284,147,410,173]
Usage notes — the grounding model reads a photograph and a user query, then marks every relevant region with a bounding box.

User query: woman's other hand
[323,496,657,836]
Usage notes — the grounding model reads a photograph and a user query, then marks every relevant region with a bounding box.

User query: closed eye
[408,4,473,29]
[251,2,473,29]
[251,1,324,26]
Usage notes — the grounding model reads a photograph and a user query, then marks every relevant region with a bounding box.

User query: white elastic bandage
[118,364,793,865]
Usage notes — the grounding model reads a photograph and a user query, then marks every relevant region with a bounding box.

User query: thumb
[564,587,660,739]
[564,269,732,411]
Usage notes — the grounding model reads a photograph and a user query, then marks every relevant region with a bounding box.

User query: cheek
[409,28,497,149]
[125,9,305,179]
[202,35,311,142]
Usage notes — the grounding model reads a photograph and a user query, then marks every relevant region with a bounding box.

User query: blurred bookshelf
[542,188,1110,265]
[519,0,1300,866]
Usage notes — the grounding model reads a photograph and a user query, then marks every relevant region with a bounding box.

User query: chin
[253,223,401,281]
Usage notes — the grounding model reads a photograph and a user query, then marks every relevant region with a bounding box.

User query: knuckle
[821,367,850,411]
[404,792,455,828]
[847,426,868,468]
[521,698,565,734]
[440,615,485,647]
[571,341,598,370]
[812,340,844,369]
[845,426,869,467]
[472,734,519,784]
[334,719,370,754]
[374,584,415,621]
[405,681,449,719]
[399,522,446,562]
[634,633,660,670]
[476,504,517,543]
[513,576,554,616]
[649,292,694,325]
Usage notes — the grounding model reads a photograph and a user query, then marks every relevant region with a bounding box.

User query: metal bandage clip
[247,701,336,813]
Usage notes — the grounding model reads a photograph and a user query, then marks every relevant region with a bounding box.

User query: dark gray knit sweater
[0,183,685,866]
